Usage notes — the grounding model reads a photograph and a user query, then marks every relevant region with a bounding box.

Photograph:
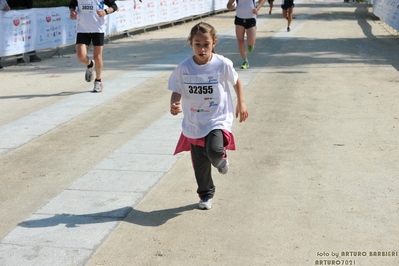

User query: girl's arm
[257,0,266,11]
[253,0,266,14]
[233,77,249,122]
[170,92,182,116]
[227,0,236,10]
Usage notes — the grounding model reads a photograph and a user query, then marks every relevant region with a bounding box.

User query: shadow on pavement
[0,90,90,100]
[18,204,198,228]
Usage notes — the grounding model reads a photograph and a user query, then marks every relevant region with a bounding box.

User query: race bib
[79,1,95,13]
[182,74,220,112]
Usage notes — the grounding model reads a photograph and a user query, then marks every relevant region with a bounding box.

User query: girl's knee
[207,147,225,167]
[207,148,222,158]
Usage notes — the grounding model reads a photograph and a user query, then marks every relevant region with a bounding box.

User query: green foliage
[33,0,70,8]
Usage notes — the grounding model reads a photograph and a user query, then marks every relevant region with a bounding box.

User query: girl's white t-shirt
[236,0,256,19]
[168,54,238,139]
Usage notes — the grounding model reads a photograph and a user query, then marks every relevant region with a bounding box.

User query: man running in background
[69,0,118,92]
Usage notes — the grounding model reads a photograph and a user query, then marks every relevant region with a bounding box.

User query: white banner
[373,0,399,32]
[0,0,227,57]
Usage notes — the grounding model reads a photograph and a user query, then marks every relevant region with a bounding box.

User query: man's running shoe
[248,45,255,53]
[240,61,249,69]
[199,198,213,210]
[93,80,103,93]
[85,61,94,82]
[287,27,291,32]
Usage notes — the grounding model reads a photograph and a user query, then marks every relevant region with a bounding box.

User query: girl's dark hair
[188,22,217,53]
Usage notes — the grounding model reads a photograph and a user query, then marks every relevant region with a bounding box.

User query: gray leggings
[190,129,226,200]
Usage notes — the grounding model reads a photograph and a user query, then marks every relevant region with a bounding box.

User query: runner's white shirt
[236,0,256,19]
[168,54,238,139]
[76,0,107,33]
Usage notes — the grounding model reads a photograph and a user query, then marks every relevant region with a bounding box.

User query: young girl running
[168,22,249,210]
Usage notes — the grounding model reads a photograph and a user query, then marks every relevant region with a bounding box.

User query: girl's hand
[227,2,236,10]
[235,103,249,122]
[170,101,182,116]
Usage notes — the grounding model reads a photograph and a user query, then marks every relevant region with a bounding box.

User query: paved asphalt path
[1,0,399,265]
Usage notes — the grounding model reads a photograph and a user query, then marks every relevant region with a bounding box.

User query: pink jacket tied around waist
[173,130,236,155]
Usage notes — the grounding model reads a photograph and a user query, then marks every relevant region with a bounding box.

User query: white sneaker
[85,61,94,82]
[216,159,229,174]
[93,81,103,93]
[198,198,212,210]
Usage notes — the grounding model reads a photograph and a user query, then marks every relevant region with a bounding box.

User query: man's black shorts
[234,16,256,29]
[76,33,105,46]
